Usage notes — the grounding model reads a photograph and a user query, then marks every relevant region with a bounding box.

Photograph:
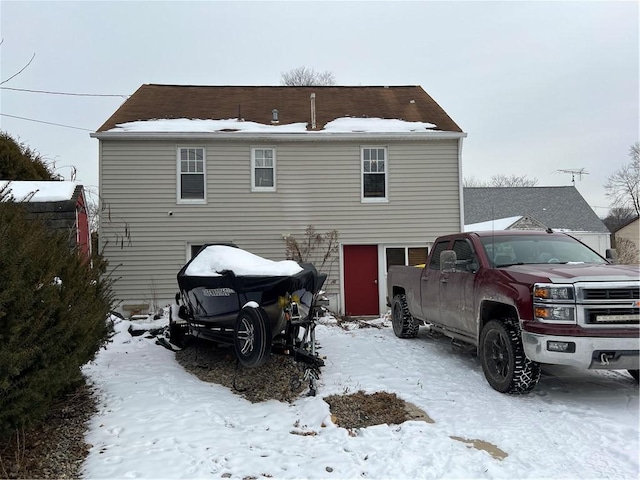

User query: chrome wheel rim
[237,317,255,355]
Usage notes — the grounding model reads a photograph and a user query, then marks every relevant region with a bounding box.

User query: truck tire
[480,319,540,394]
[628,370,639,382]
[234,307,271,368]
[392,294,419,338]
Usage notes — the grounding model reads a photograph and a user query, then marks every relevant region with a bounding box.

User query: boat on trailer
[171,244,327,392]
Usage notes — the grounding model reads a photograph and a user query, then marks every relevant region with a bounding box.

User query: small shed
[612,216,640,264]
[0,181,91,259]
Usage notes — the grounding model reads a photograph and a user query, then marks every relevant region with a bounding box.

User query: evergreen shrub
[0,200,114,437]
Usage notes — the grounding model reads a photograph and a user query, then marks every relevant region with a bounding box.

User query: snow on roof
[110,118,308,133]
[0,180,78,202]
[464,216,523,232]
[323,117,436,132]
[185,245,303,277]
[108,117,436,133]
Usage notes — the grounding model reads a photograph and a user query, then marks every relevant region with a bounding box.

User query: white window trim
[361,146,389,203]
[383,244,431,273]
[251,146,277,192]
[177,146,207,204]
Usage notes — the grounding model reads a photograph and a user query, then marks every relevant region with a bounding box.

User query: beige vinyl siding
[99,138,461,312]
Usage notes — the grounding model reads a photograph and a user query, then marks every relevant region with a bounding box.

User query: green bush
[0,201,114,437]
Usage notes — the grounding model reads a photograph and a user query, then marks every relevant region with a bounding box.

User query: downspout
[310,93,316,130]
[457,136,465,232]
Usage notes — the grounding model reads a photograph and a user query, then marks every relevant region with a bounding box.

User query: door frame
[340,243,432,316]
[340,243,380,316]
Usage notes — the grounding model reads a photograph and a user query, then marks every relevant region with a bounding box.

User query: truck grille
[583,288,640,300]
[576,281,640,328]
[585,308,640,325]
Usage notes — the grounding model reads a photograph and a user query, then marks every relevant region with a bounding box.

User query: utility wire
[0,53,36,85]
[0,86,129,98]
[1,113,93,132]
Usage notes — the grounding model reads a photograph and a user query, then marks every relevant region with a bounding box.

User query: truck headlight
[534,284,574,301]
[534,306,575,322]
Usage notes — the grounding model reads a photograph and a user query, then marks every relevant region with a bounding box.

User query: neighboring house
[612,216,640,264]
[463,186,611,255]
[92,84,465,317]
[0,180,91,259]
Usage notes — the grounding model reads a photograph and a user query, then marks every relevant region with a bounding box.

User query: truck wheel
[480,319,540,394]
[628,370,639,382]
[392,294,419,338]
[234,307,271,368]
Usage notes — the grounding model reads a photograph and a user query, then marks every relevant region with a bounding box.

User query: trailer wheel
[234,307,271,368]
[628,369,639,382]
[392,294,419,338]
[480,319,540,394]
[169,305,187,348]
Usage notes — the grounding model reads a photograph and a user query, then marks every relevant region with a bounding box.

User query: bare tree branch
[463,174,538,187]
[605,142,640,216]
[281,66,336,86]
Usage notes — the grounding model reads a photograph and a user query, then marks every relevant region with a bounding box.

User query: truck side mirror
[441,250,457,272]
[605,248,618,264]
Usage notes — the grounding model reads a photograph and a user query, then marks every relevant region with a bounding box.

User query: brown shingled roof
[96,84,462,133]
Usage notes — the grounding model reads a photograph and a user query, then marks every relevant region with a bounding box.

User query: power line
[1,113,93,132]
[0,53,36,85]
[1,86,129,98]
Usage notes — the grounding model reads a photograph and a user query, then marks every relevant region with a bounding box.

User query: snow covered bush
[0,200,114,437]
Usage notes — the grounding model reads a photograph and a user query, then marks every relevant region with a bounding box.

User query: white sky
[1,1,638,218]
[80,313,639,479]
[0,179,77,202]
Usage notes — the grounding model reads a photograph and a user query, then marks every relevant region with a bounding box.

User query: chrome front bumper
[521,331,640,370]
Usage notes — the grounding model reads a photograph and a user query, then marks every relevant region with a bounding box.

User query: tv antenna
[556,168,589,185]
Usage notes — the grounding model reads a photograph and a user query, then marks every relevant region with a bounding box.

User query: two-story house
[92,84,465,317]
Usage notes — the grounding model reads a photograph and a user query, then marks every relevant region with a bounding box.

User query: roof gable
[96,84,462,133]
[613,216,640,233]
[463,186,609,233]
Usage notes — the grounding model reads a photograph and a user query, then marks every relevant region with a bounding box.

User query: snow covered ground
[82,315,639,479]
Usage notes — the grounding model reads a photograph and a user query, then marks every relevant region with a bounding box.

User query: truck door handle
[440,277,448,283]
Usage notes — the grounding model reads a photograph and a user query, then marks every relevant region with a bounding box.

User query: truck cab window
[453,239,477,272]
[429,241,450,270]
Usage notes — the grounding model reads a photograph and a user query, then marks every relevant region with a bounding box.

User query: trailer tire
[234,307,271,368]
[480,319,540,394]
[392,294,419,338]
[169,305,187,348]
[628,369,639,382]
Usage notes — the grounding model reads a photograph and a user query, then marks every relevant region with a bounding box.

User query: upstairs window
[178,147,205,202]
[252,147,276,191]
[362,147,388,202]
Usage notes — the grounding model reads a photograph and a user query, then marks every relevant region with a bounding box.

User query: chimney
[310,93,316,130]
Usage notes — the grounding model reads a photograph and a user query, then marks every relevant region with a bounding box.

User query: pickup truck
[387,230,639,394]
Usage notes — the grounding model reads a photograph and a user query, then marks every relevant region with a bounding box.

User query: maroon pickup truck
[386,230,639,394]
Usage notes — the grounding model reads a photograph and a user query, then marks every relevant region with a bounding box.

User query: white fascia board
[90,131,468,142]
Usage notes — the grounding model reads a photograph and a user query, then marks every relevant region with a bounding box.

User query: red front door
[343,245,379,316]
